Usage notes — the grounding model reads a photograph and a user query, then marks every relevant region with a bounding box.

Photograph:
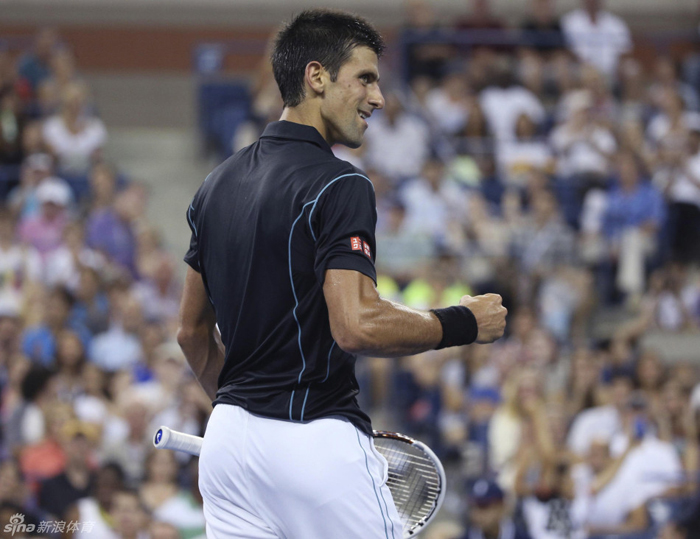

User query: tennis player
[177,9,507,538]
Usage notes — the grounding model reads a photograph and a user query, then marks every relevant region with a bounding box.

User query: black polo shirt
[185,121,377,435]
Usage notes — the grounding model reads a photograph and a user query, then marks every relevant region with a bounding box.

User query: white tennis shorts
[199,403,404,538]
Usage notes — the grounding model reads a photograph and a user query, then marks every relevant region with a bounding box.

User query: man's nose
[369,85,385,110]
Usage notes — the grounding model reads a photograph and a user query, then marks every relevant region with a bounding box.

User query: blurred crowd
[2,0,700,538]
[0,27,205,539]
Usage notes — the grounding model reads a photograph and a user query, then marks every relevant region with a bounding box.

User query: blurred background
[2,0,700,538]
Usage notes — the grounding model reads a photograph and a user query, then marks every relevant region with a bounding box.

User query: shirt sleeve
[183,199,200,272]
[311,174,377,286]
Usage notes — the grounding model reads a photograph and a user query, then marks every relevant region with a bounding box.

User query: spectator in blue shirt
[603,153,665,242]
[17,28,59,95]
[602,151,666,300]
[22,286,91,367]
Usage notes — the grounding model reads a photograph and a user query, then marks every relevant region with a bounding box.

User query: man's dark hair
[271,9,385,108]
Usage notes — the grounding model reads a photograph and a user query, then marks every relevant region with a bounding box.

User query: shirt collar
[260,121,333,154]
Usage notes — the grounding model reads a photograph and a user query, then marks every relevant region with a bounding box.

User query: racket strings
[374,438,441,533]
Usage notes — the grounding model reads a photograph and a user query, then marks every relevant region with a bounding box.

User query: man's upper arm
[323,269,378,349]
[311,172,377,286]
[179,266,216,333]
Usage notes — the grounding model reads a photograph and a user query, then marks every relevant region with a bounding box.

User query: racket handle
[153,426,203,457]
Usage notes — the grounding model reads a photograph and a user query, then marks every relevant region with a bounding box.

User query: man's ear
[304,61,326,97]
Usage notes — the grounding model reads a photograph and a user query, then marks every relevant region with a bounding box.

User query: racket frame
[372,430,446,536]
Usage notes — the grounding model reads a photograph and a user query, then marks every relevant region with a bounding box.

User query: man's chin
[341,139,363,150]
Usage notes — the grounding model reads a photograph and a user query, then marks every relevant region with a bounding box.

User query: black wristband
[430,306,478,349]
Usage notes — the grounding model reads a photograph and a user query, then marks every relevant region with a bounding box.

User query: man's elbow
[176,325,200,351]
[332,324,372,355]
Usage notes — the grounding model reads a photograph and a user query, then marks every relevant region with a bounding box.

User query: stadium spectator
[18,176,72,258]
[42,81,107,178]
[0,458,32,513]
[0,86,27,168]
[497,112,554,188]
[22,286,90,367]
[18,401,74,492]
[400,158,464,244]
[601,152,665,300]
[479,58,545,142]
[109,488,151,539]
[89,292,144,372]
[550,89,616,182]
[101,391,153,486]
[44,221,107,292]
[36,48,81,117]
[0,208,42,315]
[132,253,181,323]
[520,0,564,51]
[17,28,59,95]
[70,266,111,335]
[461,478,530,539]
[364,92,431,182]
[3,363,56,452]
[425,72,472,136]
[65,462,126,537]
[650,56,700,113]
[37,419,97,520]
[401,0,454,82]
[86,185,140,277]
[655,123,700,264]
[139,448,205,537]
[568,373,632,457]
[560,0,632,78]
[8,152,54,220]
[489,367,554,491]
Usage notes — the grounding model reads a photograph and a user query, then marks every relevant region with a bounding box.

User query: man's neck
[279,105,332,145]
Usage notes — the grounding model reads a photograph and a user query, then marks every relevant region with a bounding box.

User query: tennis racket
[153,426,445,537]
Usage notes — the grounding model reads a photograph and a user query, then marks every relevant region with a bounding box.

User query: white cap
[36,177,72,206]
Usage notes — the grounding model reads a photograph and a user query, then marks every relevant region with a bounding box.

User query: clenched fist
[460,294,507,343]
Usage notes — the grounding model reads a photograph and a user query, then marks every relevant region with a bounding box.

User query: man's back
[185,121,377,433]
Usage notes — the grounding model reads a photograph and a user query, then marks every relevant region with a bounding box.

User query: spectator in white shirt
[364,92,431,183]
[567,373,632,457]
[648,88,700,154]
[561,0,632,79]
[480,62,545,143]
[654,124,700,263]
[497,113,553,188]
[399,158,466,246]
[550,90,616,181]
[42,81,107,178]
[424,72,471,135]
[649,56,700,113]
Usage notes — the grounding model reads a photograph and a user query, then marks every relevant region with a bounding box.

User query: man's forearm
[324,269,504,357]
[340,296,442,357]
[179,326,225,401]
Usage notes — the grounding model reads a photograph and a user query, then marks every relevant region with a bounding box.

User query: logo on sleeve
[350,237,372,259]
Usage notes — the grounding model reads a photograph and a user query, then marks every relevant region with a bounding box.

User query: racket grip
[153,426,203,457]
